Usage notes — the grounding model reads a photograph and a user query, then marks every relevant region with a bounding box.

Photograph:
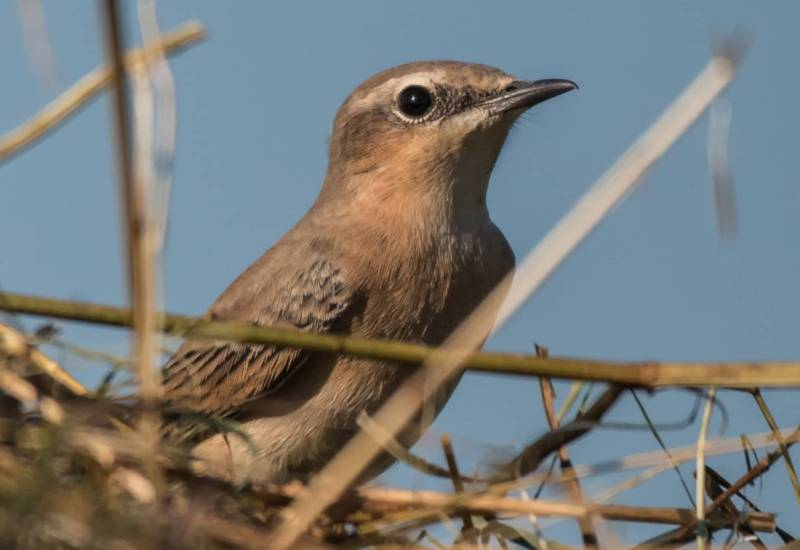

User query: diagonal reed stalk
[0,21,205,164]
[631,390,695,506]
[751,390,800,506]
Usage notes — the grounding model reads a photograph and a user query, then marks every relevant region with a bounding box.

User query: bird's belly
[289,353,457,474]
[190,354,459,484]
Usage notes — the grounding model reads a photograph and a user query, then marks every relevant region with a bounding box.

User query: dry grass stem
[440,434,474,536]
[536,345,597,547]
[502,385,624,480]
[500,426,800,497]
[357,412,478,482]
[694,388,716,549]
[648,429,798,545]
[752,390,800,506]
[348,486,774,531]
[0,322,89,396]
[0,21,205,164]
[100,0,162,499]
[493,44,742,327]
[630,390,695,506]
[4,292,800,388]
[556,382,584,423]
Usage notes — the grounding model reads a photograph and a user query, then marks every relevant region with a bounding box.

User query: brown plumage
[162,61,576,482]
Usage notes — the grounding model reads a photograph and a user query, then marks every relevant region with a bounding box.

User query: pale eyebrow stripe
[347,71,446,111]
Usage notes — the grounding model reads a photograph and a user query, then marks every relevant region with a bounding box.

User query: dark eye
[397,85,433,118]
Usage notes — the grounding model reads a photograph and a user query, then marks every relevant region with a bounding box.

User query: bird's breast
[353,223,513,346]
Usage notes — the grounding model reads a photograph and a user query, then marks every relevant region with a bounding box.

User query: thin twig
[0,322,89,396]
[343,486,775,531]
[200,478,776,532]
[501,385,625,480]
[702,466,769,549]
[440,434,475,537]
[3,292,800,388]
[33,336,133,370]
[695,387,716,549]
[357,411,481,482]
[638,430,798,547]
[630,390,694,506]
[556,382,584,423]
[0,21,205,164]
[536,345,597,548]
[500,426,800,499]
[751,389,800,506]
[589,463,674,509]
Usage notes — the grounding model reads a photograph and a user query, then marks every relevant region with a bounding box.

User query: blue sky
[2,1,799,545]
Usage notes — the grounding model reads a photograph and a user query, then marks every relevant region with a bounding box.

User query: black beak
[481,79,578,115]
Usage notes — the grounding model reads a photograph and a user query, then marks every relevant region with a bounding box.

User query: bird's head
[323,61,576,216]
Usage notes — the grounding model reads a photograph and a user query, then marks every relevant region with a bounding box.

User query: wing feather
[161,245,353,442]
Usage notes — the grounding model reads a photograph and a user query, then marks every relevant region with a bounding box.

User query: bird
[161,60,576,483]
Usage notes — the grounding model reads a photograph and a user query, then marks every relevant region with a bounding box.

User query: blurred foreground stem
[2,292,800,388]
